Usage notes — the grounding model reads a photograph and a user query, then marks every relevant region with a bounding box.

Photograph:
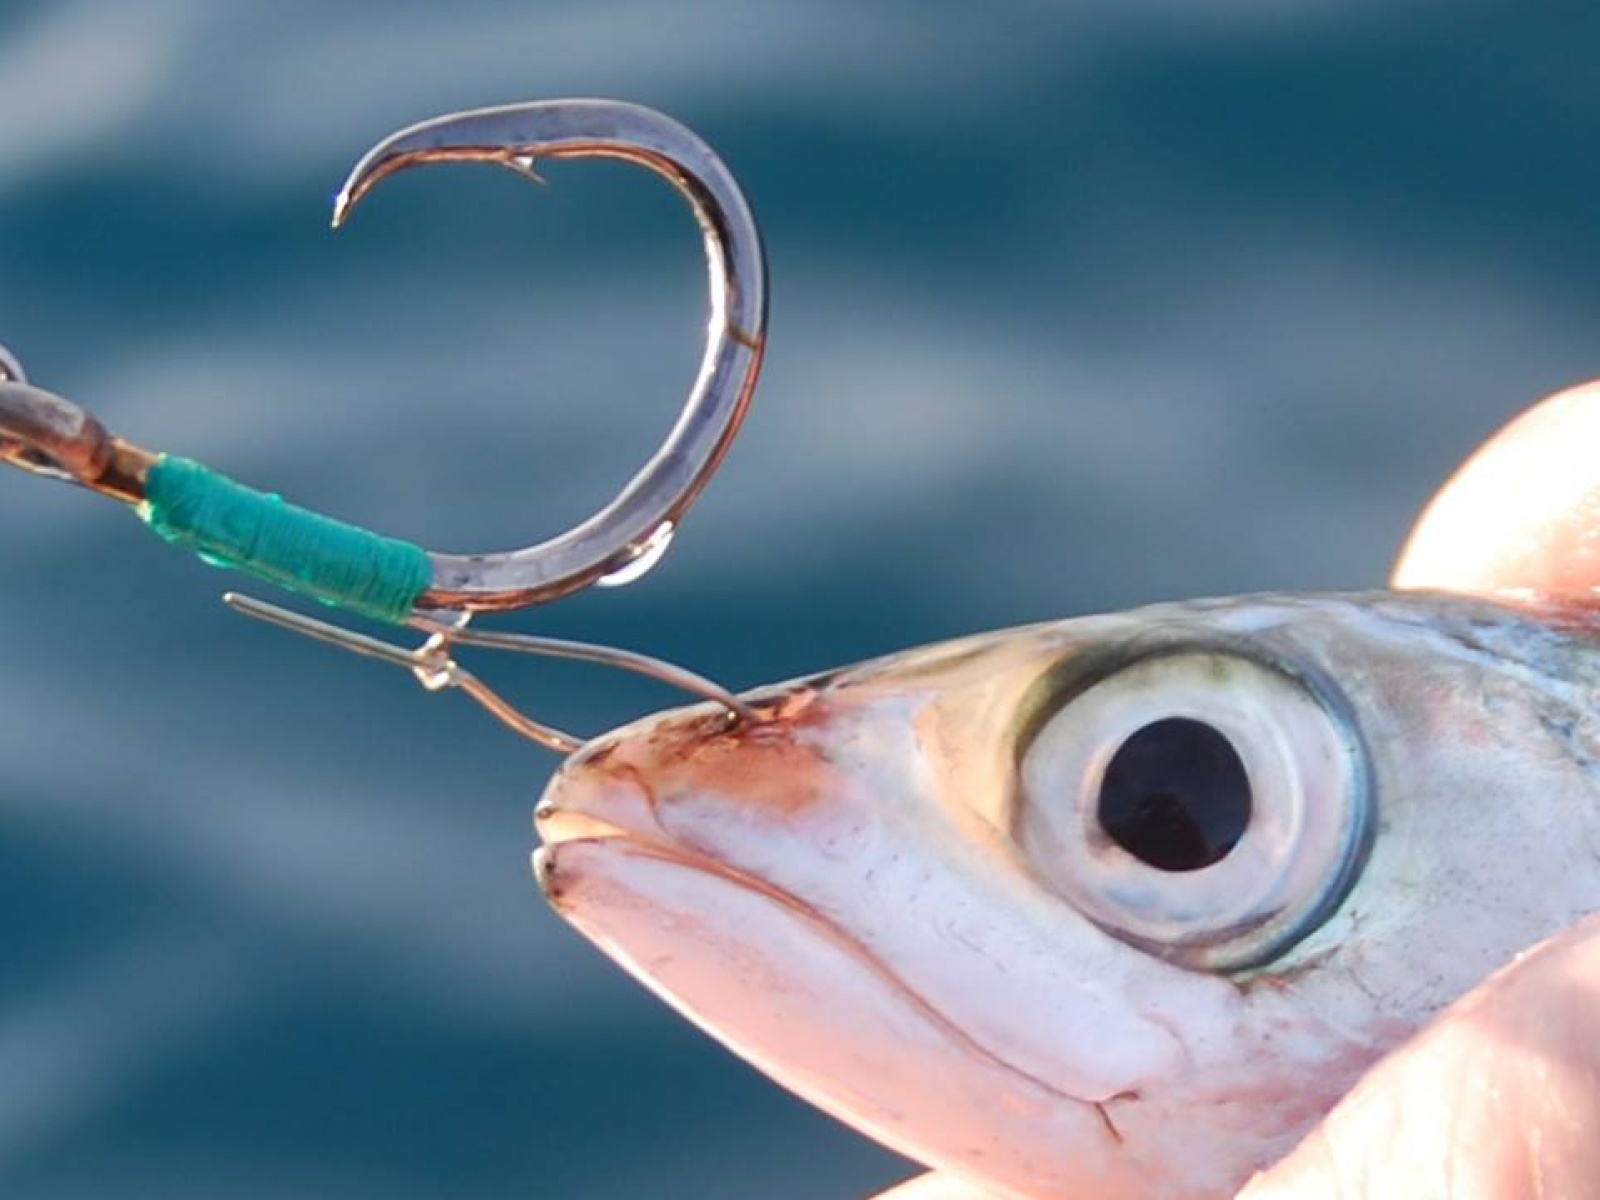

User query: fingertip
[1241,917,1600,1199]
[1393,379,1600,600]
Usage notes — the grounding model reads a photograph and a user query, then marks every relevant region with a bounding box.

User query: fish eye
[1014,647,1371,971]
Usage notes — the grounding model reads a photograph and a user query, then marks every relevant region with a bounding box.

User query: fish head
[535,592,1600,1199]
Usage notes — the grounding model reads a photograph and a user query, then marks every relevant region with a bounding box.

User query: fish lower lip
[535,804,746,888]
[532,811,767,919]
[532,836,1129,1187]
[536,747,670,850]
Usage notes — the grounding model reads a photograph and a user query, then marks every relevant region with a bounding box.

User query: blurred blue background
[1,2,1597,1196]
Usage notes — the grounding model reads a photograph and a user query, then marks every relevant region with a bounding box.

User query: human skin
[1237,914,1600,1199]
[878,915,1600,1199]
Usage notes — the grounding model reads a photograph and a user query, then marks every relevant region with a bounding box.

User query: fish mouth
[533,755,747,894]
[534,799,809,921]
[533,760,904,970]
[531,696,846,908]
[535,806,633,848]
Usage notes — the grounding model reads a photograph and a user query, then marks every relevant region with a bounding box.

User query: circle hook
[336,99,768,613]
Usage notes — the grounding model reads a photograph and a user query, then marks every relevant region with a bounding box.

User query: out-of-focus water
[1,3,1597,1196]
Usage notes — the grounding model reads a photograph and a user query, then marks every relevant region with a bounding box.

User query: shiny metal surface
[0,101,766,738]
[336,99,768,613]
[0,99,768,620]
[0,374,153,502]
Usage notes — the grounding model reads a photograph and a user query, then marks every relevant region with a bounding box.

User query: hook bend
[337,98,768,613]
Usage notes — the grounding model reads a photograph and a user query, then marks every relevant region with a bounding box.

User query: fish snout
[534,683,852,891]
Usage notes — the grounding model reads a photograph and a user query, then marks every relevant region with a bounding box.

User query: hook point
[330,188,354,230]
[505,155,548,185]
[0,344,27,385]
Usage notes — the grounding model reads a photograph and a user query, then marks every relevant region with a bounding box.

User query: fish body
[536,591,1600,1199]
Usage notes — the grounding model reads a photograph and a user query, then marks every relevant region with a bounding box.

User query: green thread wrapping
[140,456,432,624]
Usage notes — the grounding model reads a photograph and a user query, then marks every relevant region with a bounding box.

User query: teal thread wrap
[140,456,432,624]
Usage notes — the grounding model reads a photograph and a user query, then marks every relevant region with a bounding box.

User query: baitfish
[532,382,1600,1199]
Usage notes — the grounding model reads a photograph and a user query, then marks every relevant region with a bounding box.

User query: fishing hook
[0,98,767,749]
[0,98,767,608]
[341,98,768,608]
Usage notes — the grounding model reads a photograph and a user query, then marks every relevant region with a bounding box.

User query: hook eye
[336,99,768,614]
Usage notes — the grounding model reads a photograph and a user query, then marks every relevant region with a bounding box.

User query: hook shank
[0,379,154,502]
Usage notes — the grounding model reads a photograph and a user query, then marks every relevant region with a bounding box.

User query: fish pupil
[1097,717,1251,872]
